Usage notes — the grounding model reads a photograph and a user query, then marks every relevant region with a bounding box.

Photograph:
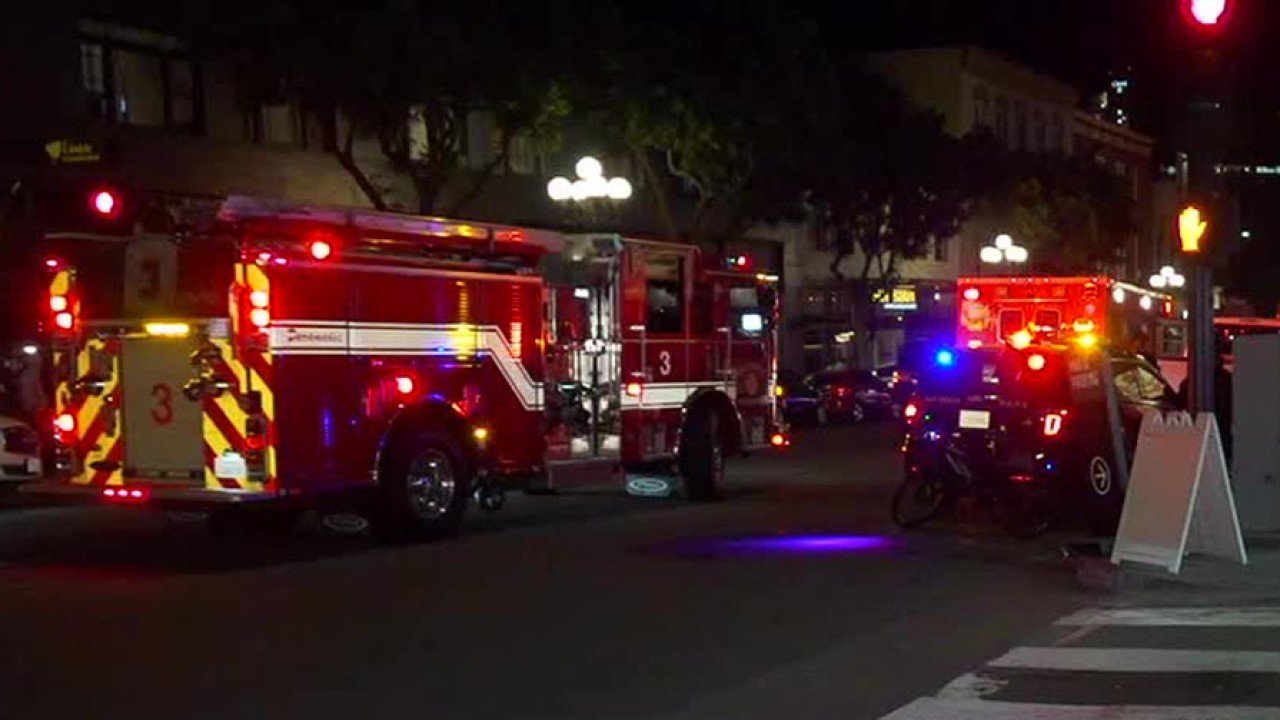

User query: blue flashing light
[935,349,956,367]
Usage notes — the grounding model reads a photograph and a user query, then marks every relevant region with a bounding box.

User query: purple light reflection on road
[725,534,895,554]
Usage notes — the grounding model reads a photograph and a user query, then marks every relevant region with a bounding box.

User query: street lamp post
[979,233,1030,273]
[547,156,633,231]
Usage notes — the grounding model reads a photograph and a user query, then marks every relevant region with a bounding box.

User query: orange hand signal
[1179,206,1208,253]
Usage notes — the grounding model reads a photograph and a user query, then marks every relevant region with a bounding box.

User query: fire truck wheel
[681,411,724,502]
[375,432,469,540]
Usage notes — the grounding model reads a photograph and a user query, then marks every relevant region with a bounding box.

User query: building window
[972,85,990,128]
[995,96,1009,142]
[932,237,947,262]
[79,34,201,132]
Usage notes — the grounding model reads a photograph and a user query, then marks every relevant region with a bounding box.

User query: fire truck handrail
[216,195,567,252]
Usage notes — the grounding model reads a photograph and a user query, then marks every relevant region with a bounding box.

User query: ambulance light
[54,312,75,330]
[249,291,269,309]
[625,381,643,398]
[1009,330,1033,350]
[249,309,271,328]
[145,322,191,338]
[963,287,981,302]
[935,349,956,367]
[53,413,76,434]
[49,295,68,312]
[1027,353,1047,371]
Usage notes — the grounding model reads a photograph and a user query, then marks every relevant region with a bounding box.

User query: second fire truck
[23,196,787,537]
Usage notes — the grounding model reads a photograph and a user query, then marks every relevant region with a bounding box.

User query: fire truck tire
[375,432,470,541]
[681,411,724,502]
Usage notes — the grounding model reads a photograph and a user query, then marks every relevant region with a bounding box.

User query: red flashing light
[249,308,270,329]
[963,287,981,302]
[1027,353,1047,372]
[903,402,920,421]
[625,381,643,398]
[53,413,76,434]
[90,189,119,217]
[1042,413,1064,437]
[249,290,270,309]
[1186,0,1227,26]
[54,312,75,330]
[49,295,68,312]
[394,375,416,396]
[44,258,60,269]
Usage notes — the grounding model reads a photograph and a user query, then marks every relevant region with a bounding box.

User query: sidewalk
[1069,532,1280,603]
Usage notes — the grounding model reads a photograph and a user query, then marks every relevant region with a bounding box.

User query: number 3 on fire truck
[658,351,672,377]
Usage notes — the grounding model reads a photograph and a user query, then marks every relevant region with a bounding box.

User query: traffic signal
[1181,0,1232,31]
[1179,205,1208,254]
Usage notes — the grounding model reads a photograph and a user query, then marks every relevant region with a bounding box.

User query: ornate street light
[547,156,632,203]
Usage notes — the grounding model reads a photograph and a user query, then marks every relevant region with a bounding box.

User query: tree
[189,0,572,215]
[973,151,1137,274]
[806,72,975,347]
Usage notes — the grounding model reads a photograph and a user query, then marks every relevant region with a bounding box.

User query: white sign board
[1111,412,1247,574]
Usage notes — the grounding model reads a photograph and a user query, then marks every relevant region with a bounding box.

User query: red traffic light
[90,189,120,218]
[1182,0,1230,27]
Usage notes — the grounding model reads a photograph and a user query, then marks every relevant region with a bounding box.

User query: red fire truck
[22,196,787,537]
[956,276,1175,351]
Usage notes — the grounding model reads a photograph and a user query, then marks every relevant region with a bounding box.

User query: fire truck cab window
[1033,309,1060,331]
[645,254,684,334]
[999,309,1025,339]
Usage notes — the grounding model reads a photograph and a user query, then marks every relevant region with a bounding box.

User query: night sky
[827,0,1279,159]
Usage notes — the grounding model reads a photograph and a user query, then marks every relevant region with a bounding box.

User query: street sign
[1111,412,1247,574]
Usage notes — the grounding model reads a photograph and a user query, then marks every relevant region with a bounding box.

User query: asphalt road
[0,422,1110,719]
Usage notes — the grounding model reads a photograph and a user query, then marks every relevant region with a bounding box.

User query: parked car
[0,414,41,483]
[780,367,897,425]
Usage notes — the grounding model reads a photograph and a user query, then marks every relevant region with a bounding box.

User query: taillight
[395,375,416,396]
[1042,412,1065,437]
[53,413,76,434]
[904,402,921,422]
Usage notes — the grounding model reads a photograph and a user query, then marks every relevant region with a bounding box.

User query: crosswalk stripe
[880,697,1280,720]
[989,646,1280,673]
[1057,607,1280,628]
